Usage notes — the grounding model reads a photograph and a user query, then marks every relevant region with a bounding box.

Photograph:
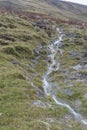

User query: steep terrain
[0,0,87,130]
[0,0,87,22]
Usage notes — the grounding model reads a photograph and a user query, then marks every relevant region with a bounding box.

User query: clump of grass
[0,34,16,42]
[15,45,32,57]
[1,46,19,57]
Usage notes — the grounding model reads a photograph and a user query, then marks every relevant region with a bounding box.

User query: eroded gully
[42,28,87,125]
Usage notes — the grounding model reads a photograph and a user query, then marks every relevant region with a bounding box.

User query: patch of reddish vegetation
[51,17,87,27]
[0,7,86,34]
[17,11,87,27]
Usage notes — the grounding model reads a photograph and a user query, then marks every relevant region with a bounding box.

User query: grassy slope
[0,14,72,130]
[0,13,69,130]
[54,24,87,116]
[0,14,51,130]
[0,0,87,22]
[0,0,87,130]
[23,0,87,22]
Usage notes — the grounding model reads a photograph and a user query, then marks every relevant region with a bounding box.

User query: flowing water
[42,28,87,125]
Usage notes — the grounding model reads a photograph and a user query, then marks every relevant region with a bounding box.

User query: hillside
[43,0,87,17]
[0,0,87,130]
[31,0,87,22]
[0,0,87,23]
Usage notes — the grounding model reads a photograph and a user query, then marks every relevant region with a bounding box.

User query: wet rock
[37,89,45,98]
[75,73,82,77]
[80,52,87,63]
[70,51,78,57]
[65,33,75,38]
[73,64,82,70]
[70,71,87,80]
[46,118,58,123]
[32,100,46,108]
[74,34,82,38]
[32,100,52,108]
[79,72,87,79]
[69,75,77,80]
[64,114,73,120]
[83,61,87,65]
[68,71,87,81]
[62,69,69,75]
[82,52,87,57]
[83,64,87,69]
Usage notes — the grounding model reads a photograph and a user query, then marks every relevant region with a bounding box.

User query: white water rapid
[42,28,87,125]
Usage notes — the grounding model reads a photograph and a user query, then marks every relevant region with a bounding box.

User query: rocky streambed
[42,28,87,126]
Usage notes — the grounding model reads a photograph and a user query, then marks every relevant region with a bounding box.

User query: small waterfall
[42,28,87,125]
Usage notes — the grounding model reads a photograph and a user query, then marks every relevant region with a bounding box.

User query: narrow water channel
[42,28,87,125]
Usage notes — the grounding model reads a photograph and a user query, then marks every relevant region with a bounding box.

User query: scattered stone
[69,75,77,80]
[64,114,73,120]
[32,100,46,108]
[79,72,87,79]
[68,71,87,81]
[73,64,82,70]
[83,64,87,69]
[82,61,87,65]
[62,69,69,75]
[37,89,45,98]
[66,33,77,38]
[46,118,58,123]
[70,51,78,57]
[83,93,87,99]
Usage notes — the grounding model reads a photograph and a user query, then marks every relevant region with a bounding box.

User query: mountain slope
[0,0,87,22]
[38,0,87,21]
[0,0,87,130]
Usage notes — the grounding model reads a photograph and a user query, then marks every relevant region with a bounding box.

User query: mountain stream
[42,28,87,125]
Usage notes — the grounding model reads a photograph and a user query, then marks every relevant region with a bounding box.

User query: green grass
[53,24,87,117]
[0,14,49,129]
[0,13,87,130]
